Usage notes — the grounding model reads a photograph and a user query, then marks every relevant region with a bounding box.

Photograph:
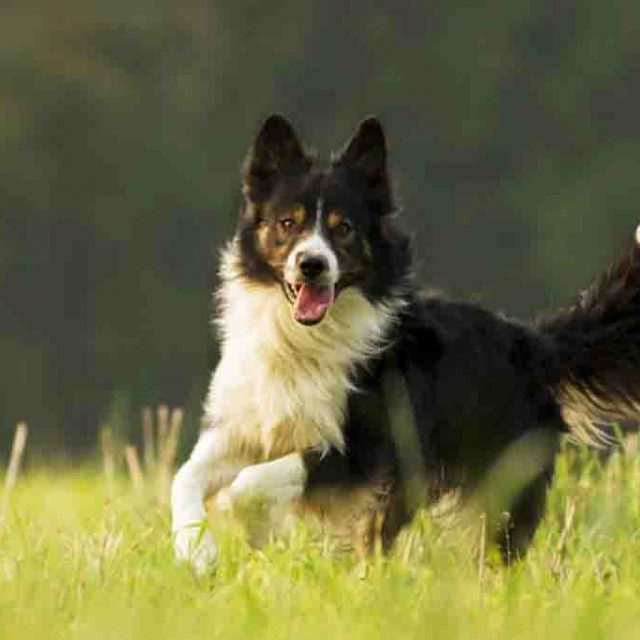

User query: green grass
[2,444,640,640]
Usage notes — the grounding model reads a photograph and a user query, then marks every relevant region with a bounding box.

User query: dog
[172,115,640,572]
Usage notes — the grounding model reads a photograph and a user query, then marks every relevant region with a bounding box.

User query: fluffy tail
[539,230,640,444]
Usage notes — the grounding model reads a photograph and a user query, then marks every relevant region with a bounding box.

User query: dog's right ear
[242,115,310,204]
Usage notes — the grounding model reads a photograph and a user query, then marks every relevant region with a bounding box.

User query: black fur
[237,115,411,302]
[539,244,640,421]
[305,296,566,560]
[239,115,640,560]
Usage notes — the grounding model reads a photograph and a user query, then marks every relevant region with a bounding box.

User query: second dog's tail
[539,228,640,443]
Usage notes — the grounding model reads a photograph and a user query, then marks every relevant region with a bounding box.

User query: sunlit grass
[1,443,640,639]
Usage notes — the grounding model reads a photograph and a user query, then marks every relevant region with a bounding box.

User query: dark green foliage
[1,1,639,451]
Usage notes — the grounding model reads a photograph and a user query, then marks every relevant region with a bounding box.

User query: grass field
[2,440,640,640]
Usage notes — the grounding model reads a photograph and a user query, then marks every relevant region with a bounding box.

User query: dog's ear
[336,117,392,215]
[243,115,310,204]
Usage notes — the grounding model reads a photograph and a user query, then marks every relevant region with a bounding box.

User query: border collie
[172,115,640,572]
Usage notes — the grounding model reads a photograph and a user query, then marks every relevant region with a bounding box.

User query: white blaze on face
[283,198,340,287]
[283,197,340,325]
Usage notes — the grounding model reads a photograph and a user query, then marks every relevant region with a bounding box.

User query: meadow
[1,422,640,640]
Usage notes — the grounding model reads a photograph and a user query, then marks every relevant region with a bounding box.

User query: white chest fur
[203,244,397,461]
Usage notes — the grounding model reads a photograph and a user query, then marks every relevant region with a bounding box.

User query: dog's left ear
[243,115,311,204]
[336,117,392,215]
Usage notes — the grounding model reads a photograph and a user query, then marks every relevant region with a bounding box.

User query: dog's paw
[173,525,217,575]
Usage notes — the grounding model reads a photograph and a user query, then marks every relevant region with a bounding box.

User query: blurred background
[1,1,639,455]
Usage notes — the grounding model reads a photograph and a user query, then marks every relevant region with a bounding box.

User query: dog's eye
[279,218,296,232]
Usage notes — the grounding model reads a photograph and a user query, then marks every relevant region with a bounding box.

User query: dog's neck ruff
[204,240,402,459]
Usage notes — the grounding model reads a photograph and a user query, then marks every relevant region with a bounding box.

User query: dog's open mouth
[285,282,335,325]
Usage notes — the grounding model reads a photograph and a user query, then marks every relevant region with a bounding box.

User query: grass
[1,442,640,640]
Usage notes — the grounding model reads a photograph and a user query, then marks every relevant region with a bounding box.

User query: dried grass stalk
[100,425,115,483]
[156,404,169,461]
[141,407,155,472]
[0,422,28,531]
[551,497,576,574]
[157,407,183,503]
[163,408,183,471]
[125,445,144,493]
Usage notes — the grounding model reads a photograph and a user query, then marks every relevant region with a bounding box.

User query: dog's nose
[299,255,328,281]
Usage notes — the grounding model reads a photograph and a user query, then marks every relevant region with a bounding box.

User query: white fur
[171,429,225,573]
[206,239,400,457]
[172,237,402,570]
[283,200,339,288]
[215,453,306,510]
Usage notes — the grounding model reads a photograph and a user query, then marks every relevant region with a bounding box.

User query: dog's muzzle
[284,251,337,325]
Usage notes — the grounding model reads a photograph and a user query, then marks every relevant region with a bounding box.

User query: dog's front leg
[214,452,307,510]
[171,428,238,574]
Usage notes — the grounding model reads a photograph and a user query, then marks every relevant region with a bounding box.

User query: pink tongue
[294,284,335,324]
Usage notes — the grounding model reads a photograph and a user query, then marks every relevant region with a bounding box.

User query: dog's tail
[538,227,640,444]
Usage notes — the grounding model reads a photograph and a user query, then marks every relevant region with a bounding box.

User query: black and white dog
[172,115,640,572]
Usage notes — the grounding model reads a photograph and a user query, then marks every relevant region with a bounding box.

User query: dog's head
[236,115,410,325]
